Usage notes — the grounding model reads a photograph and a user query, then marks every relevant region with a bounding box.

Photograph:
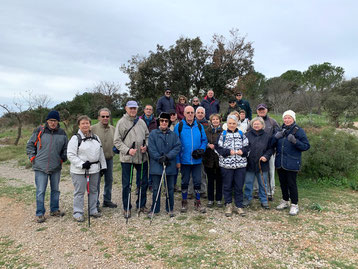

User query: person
[114,101,149,218]
[156,88,175,115]
[216,115,250,217]
[222,111,239,131]
[174,106,208,213]
[224,99,238,120]
[168,109,180,192]
[243,117,273,209]
[91,108,117,210]
[175,95,188,121]
[235,92,252,120]
[238,110,249,133]
[195,106,209,127]
[26,110,68,223]
[201,90,220,120]
[139,105,157,133]
[203,113,223,208]
[272,110,310,216]
[252,104,280,200]
[191,97,200,112]
[67,115,107,222]
[148,112,181,217]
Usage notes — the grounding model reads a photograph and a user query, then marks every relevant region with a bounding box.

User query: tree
[21,90,52,124]
[0,103,23,146]
[234,71,266,103]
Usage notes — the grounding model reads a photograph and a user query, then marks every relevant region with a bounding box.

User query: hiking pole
[138,139,146,217]
[259,160,269,206]
[163,164,170,214]
[126,142,136,224]
[85,169,91,227]
[150,164,166,225]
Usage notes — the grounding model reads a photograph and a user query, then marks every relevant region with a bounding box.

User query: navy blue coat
[272,123,310,172]
[148,128,181,175]
[156,96,175,116]
[201,97,220,120]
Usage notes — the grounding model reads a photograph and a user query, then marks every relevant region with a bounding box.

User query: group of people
[26,88,310,223]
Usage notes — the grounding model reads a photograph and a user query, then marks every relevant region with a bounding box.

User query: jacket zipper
[191,127,194,164]
[46,130,53,173]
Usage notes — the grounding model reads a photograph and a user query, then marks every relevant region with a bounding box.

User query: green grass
[0,177,37,204]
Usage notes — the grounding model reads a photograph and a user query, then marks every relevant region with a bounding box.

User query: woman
[272,110,310,216]
[169,109,179,131]
[243,117,273,209]
[203,114,223,208]
[175,95,188,121]
[148,112,181,217]
[216,115,250,217]
[222,111,239,131]
[67,115,107,222]
[238,110,249,133]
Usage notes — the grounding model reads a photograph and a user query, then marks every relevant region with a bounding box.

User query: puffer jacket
[203,125,222,169]
[272,123,310,172]
[148,128,181,175]
[156,96,175,115]
[245,129,273,173]
[174,119,208,165]
[67,130,107,174]
[201,96,220,120]
[216,128,250,169]
[26,123,68,174]
[113,113,149,164]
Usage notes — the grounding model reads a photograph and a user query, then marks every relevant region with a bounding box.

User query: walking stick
[164,164,170,213]
[150,164,166,225]
[85,169,91,227]
[138,140,146,217]
[126,142,136,224]
[259,160,269,206]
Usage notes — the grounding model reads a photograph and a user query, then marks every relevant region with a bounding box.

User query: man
[91,108,117,210]
[114,101,149,218]
[200,90,220,120]
[139,105,157,133]
[191,97,200,112]
[26,110,68,223]
[224,99,238,120]
[253,104,280,200]
[156,88,175,115]
[235,92,252,120]
[195,106,209,127]
[174,106,208,213]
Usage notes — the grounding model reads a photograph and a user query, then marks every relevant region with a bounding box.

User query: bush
[300,127,358,184]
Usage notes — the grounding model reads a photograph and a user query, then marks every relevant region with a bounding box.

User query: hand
[260,156,267,162]
[287,134,297,144]
[230,150,235,155]
[82,161,91,170]
[192,149,204,159]
[140,145,147,153]
[158,155,168,164]
[100,169,106,177]
[208,144,215,150]
[275,131,284,139]
[236,150,243,155]
[176,163,181,169]
[129,148,137,156]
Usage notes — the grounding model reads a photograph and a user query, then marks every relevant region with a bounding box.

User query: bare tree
[21,90,52,124]
[0,103,23,146]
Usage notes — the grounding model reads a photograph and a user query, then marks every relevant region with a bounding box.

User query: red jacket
[176,103,187,121]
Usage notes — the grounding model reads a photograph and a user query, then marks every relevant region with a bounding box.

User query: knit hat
[282,110,296,122]
[46,110,60,121]
[157,112,172,127]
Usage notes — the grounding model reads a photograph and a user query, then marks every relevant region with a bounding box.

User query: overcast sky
[0,0,357,111]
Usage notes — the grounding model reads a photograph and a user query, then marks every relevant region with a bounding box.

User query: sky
[0,0,357,112]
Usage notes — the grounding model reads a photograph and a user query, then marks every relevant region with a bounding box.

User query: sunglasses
[159,119,169,123]
[170,113,176,116]
[186,112,194,114]
[101,115,110,118]
[165,91,171,94]
[236,94,242,96]
[193,100,199,102]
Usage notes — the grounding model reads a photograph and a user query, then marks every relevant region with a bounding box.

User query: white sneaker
[276,200,289,210]
[289,204,299,216]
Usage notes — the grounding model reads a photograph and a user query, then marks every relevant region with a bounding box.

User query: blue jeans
[151,174,175,213]
[180,164,202,193]
[35,170,61,216]
[244,171,268,204]
[97,158,114,205]
[221,167,246,208]
[121,162,148,210]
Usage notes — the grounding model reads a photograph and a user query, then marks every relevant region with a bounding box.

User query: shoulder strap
[34,126,45,149]
[75,133,99,148]
[178,121,184,138]
[122,117,139,142]
[222,130,227,143]
[238,130,243,138]
[291,126,299,136]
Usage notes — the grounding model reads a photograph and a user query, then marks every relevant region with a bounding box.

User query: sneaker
[36,215,46,223]
[194,200,206,213]
[139,206,150,213]
[289,204,299,216]
[216,200,223,208]
[123,210,131,219]
[50,210,65,217]
[168,211,175,218]
[276,200,290,210]
[207,201,214,208]
[73,215,84,222]
[242,199,251,208]
[225,203,232,217]
[103,201,118,208]
[236,207,246,217]
[181,200,188,213]
[90,212,102,218]
[261,203,270,209]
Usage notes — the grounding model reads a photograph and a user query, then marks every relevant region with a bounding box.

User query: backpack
[73,133,100,148]
[178,120,203,139]
[34,126,45,149]
[222,129,243,144]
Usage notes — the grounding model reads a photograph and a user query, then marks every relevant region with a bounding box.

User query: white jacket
[67,130,107,174]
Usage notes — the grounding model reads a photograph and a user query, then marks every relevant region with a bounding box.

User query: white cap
[282,110,296,122]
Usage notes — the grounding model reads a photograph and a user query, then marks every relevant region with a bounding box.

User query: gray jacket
[26,123,68,174]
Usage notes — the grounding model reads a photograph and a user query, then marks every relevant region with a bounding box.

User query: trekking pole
[126,142,136,224]
[85,169,91,227]
[259,160,269,205]
[150,164,166,225]
[163,164,170,213]
[138,139,146,217]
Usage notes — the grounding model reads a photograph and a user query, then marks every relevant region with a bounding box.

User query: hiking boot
[148,211,159,218]
[36,215,46,223]
[268,195,274,201]
[194,200,206,213]
[236,207,246,217]
[97,206,102,213]
[181,200,188,213]
[73,215,84,222]
[169,211,175,218]
[225,203,232,217]
[276,200,290,210]
[123,210,131,219]
[207,200,214,208]
[261,203,270,210]
[289,204,299,216]
[139,206,150,213]
[103,201,118,208]
[253,192,259,199]
[90,212,102,218]
[50,210,65,217]
[242,199,251,208]
[216,200,223,208]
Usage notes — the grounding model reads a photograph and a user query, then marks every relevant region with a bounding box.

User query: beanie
[46,110,60,121]
[282,110,296,122]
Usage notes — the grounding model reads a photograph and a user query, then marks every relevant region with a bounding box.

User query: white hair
[227,115,239,124]
[196,106,205,114]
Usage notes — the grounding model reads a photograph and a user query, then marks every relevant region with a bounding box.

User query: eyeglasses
[165,91,171,94]
[180,98,185,100]
[236,94,242,96]
[170,113,176,116]
[159,119,169,123]
[186,112,194,114]
[193,100,199,102]
[101,115,110,118]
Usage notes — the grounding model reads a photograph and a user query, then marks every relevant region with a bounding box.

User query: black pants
[221,167,246,208]
[277,168,298,204]
[205,166,222,202]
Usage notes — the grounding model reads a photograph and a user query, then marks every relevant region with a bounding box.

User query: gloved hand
[82,161,92,170]
[275,131,284,139]
[100,169,107,177]
[112,146,120,154]
[287,134,297,144]
[192,149,205,159]
[158,155,168,164]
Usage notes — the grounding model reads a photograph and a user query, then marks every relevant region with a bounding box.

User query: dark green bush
[300,127,358,184]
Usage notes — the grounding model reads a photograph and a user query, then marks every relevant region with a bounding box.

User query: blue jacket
[148,128,181,175]
[201,96,220,120]
[174,119,208,165]
[272,123,310,172]
[156,96,175,116]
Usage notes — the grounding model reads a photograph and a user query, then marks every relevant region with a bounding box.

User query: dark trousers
[151,174,175,213]
[121,162,148,210]
[181,164,202,192]
[205,166,222,202]
[221,167,246,208]
[277,168,298,204]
